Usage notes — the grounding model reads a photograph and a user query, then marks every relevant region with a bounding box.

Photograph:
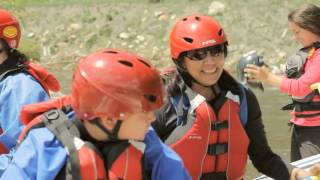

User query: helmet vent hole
[144,94,157,103]
[182,18,188,21]
[195,16,201,21]
[218,29,223,36]
[183,37,193,43]
[104,50,118,54]
[138,59,151,67]
[118,60,133,67]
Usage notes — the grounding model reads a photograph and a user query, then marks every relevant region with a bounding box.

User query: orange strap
[25,61,61,93]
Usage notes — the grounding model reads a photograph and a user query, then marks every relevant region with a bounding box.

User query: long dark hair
[288,4,320,37]
[0,39,28,64]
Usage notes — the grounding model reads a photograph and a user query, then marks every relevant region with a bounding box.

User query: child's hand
[244,64,270,82]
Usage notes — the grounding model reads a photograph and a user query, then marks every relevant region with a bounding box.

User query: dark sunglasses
[185,45,225,61]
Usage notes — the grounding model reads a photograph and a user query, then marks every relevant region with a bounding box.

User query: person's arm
[244,64,283,88]
[0,74,49,151]
[0,150,14,174]
[143,128,191,180]
[244,88,294,179]
[245,51,320,97]
[0,128,67,179]
[280,52,320,97]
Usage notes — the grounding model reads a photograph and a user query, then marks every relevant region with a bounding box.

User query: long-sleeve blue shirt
[0,114,191,180]
[0,72,49,151]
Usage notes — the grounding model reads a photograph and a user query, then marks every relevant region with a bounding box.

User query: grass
[2,0,150,7]
[18,38,41,61]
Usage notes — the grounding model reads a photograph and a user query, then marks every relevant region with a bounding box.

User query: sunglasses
[185,45,225,61]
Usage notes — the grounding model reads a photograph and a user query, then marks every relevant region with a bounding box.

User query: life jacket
[0,59,60,154]
[18,98,146,180]
[0,59,60,94]
[282,42,320,126]
[165,84,249,180]
[104,141,147,180]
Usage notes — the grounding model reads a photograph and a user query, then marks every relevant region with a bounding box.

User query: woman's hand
[309,164,320,178]
[291,168,311,180]
[291,165,320,180]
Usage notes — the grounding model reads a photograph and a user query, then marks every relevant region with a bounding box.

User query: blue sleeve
[0,73,49,150]
[0,128,67,180]
[143,128,191,180]
[0,150,14,174]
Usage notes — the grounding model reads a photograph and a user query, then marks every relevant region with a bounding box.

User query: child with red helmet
[152,14,317,179]
[0,49,191,180]
[0,9,60,154]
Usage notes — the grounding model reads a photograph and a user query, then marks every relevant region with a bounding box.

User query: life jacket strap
[296,112,320,118]
[294,101,320,112]
[200,172,226,180]
[211,120,228,131]
[207,143,228,155]
[42,109,82,180]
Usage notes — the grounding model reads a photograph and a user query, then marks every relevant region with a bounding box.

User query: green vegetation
[3,0,319,7]
[1,0,320,178]
[2,0,150,7]
[2,0,319,68]
[19,38,41,61]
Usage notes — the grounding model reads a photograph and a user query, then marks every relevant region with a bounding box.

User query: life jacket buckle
[207,143,228,155]
[211,121,228,131]
[45,109,60,121]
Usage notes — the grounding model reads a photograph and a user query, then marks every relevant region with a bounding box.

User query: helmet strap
[89,118,123,142]
[176,62,213,88]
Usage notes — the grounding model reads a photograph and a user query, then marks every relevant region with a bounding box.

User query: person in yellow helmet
[0,9,60,154]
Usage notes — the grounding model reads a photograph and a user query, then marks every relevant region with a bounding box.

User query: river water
[52,70,292,179]
[245,87,292,179]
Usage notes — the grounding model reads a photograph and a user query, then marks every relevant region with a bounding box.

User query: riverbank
[3,0,318,73]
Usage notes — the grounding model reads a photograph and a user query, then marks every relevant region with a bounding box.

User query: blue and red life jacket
[18,97,147,180]
[163,74,249,180]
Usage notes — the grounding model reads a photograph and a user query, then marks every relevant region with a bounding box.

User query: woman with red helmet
[152,14,314,179]
[0,9,60,154]
[0,49,191,180]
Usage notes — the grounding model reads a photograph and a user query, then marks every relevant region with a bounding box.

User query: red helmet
[170,14,227,59]
[0,9,20,49]
[71,49,165,120]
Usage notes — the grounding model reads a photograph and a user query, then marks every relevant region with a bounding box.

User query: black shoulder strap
[0,58,25,81]
[141,154,151,180]
[239,84,248,126]
[100,141,130,170]
[0,67,24,81]
[100,141,150,180]
[42,109,82,180]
